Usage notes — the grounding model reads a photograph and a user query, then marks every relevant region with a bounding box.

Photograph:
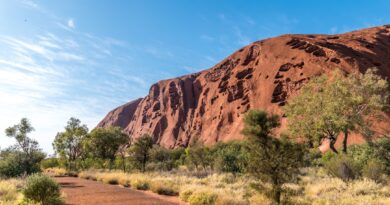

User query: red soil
[54,177,186,205]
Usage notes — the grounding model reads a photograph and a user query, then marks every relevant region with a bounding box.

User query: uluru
[98,25,390,148]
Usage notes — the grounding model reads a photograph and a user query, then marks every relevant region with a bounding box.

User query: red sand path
[54,177,186,205]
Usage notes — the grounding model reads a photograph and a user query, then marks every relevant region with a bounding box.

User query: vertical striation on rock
[97,25,390,148]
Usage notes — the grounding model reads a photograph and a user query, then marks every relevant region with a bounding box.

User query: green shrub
[373,137,390,174]
[324,154,360,181]
[347,144,375,168]
[303,148,322,167]
[362,160,385,182]
[213,141,247,174]
[0,149,45,178]
[320,151,337,166]
[179,189,193,202]
[23,174,63,205]
[188,192,218,205]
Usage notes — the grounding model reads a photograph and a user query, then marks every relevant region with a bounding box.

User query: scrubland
[73,167,390,205]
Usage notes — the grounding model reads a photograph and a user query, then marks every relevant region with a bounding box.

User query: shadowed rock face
[98,25,390,148]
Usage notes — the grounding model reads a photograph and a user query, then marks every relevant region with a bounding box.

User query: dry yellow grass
[78,168,390,205]
[0,179,24,205]
[44,167,67,177]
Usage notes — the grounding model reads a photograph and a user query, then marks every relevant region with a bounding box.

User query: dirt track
[54,177,185,205]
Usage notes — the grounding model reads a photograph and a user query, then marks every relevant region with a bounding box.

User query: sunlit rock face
[98,25,390,148]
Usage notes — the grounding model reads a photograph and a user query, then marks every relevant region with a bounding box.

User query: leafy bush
[0,149,45,177]
[373,137,390,174]
[188,192,218,205]
[150,180,179,196]
[324,154,360,181]
[362,160,385,181]
[213,141,247,174]
[347,144,375,168]
[23,174,63,205]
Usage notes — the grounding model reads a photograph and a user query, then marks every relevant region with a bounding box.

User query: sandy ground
[54,177,186,205]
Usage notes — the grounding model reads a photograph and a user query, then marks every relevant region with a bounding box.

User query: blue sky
[0,0,389,154]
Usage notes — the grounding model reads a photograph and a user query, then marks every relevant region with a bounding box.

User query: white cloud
[67,19,75,29]
[20,0,39,9]
[0,31,146,154]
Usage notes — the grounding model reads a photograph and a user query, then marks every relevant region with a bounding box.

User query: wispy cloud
[234,27,251,46]
[67,19,75,29]
[20,0,39,9]
[0,4,149,153]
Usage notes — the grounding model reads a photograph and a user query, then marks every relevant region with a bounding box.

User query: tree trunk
[329,136,338,154]
[342,129,349,153]
[273,185,281,204]
[121,155,126,172]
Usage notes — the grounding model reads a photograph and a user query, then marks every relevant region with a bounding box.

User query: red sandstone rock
[98,25,390,148]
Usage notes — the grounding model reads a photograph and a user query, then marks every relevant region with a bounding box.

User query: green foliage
[149,146,185,171]
[284,69,389,153]
[84,127,128,169]
[23,174,63,205]
[347,144,375,169]
[213,141,247,174]
[40,158,60,169]
[52,117,88,171]
[184,137,214,171]
[1,118,45,177]
[242,110,305,204]
[188,192,218,205]
[0,149,45,178]
[324,154,360,181]
[362,159,385,181]
[372,137,390,174]
[128,134,154,172]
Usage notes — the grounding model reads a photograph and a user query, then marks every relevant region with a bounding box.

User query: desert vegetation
[1,69,390,205]
[0,119,64,205]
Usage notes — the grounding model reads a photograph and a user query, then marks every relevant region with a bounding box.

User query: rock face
[98,25,390,148]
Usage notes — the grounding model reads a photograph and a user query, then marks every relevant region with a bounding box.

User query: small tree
[3,118,45,176]
[285,69,389,153]
[185,144,213,171]
[52,117,88,171]
[84,127,129,169]
[242,110,305,204]
[129,134,154,172]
